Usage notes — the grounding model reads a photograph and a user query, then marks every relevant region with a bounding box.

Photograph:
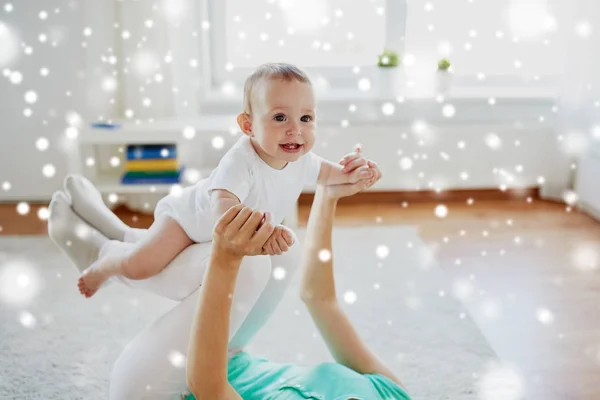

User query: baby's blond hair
[242,62,311,116]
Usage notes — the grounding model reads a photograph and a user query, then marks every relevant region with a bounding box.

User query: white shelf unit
[70,115,239,193]
[69,115,299,226]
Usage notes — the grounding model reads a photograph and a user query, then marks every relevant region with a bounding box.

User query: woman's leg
[109,251,273,400]
[78,216,194,297]
[48,191,109,273]
[64,175,131,241]
[64,174,149,242]
[229,240,302,350]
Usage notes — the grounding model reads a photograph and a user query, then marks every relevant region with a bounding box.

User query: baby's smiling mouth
[279,142,304,152]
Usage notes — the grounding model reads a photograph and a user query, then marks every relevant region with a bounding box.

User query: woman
[185,161,411,399]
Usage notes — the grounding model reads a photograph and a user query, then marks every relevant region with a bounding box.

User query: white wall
[0,0,116,202]
[0,0,583,202]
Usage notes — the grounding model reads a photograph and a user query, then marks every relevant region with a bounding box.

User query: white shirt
[155,135,323,243]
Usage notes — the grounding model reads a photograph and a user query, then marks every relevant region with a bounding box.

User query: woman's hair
[242,62,312,116]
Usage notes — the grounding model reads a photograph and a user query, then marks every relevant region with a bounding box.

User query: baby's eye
[274,114,286,122]
[301,115,313,122]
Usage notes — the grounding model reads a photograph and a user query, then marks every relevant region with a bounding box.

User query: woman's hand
[322,159,382,200]
[212,204,275,260]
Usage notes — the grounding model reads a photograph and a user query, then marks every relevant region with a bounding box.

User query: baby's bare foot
[77,258,118,298]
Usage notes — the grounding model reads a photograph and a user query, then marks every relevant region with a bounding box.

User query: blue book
[126,144,177,160]
[91,122,121,130]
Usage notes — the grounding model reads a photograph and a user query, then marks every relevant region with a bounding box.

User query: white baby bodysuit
[154,135,323,243]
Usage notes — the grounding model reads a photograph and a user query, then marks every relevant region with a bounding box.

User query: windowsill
[197,75,559,125]
[201,85,558,104]
[200,73,559,107]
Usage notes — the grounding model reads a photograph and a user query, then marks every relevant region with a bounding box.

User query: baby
[76,62,378,297]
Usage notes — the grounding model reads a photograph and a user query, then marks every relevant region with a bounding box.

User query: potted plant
[436,58,452,93]
[376,50,403,95]
[378,50,400,67]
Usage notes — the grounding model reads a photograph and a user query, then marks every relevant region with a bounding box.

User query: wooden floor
[1,198,599,399]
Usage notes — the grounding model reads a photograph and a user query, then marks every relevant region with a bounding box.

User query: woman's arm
[186,251,244,399]
[299,185,406,389]
[186,206,273,399]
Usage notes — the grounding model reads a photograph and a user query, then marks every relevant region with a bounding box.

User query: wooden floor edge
[298,187,541,205]
[0,187,545,207]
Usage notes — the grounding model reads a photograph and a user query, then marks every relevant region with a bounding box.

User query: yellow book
[125,159,178,172]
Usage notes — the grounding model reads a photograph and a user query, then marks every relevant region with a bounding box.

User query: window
[202,0,575,97]
[206,0,391,90]
[404,0,571,79]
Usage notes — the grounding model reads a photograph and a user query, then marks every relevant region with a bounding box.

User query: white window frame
[198,0,406,95]
[196,0,561,107]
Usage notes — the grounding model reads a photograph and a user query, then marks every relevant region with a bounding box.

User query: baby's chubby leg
[78,216,194,298]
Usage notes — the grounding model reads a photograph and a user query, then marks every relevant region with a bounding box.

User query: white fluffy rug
[0,227,497,399]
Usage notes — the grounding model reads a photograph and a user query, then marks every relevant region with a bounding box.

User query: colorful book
[121,169,183,184]
[125,159,179,172]
[127,144,177,160]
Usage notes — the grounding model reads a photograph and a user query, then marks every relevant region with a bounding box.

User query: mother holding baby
[48,63,411,398]
[183,177,412,399]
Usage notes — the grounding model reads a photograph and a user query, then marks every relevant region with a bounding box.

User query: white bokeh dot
[485,133,502,150]
[435,204,448,218]
[399,157,413,170]
[102,76,117,92]
[9,71,22,84]
[477,363,524,400]
[562,190,578,205]
[17,202,30,215]
[24,90,38,104]
[318,249,331,262]
[376,245,389,259]
[453,279,474,301]
[65,126,78,140]
[357,78,371,91]
[536,308,554,324]
[37,207,49,220]
[570,243,598,271]
[19,311,37,328]
[575,21,592,38]
[442,104,456,118]
[343,291,357,304]
[107,193,118,204]
[35,137,49,151]
[42,164,56,178]
[168,350,185,368]
[212,136,225,149]
[183,126,196,139]
[273,266,287,280]
[381,102,395,116]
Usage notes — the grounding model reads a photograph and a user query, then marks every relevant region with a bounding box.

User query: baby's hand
[339,145,378,184]
[339,144,368,177]
[261,225,296,255]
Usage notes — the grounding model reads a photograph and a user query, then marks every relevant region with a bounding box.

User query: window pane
[405,0,573,77]
[224,0,386,68]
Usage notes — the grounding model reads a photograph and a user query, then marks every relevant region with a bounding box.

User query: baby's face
[250,78,316,168]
